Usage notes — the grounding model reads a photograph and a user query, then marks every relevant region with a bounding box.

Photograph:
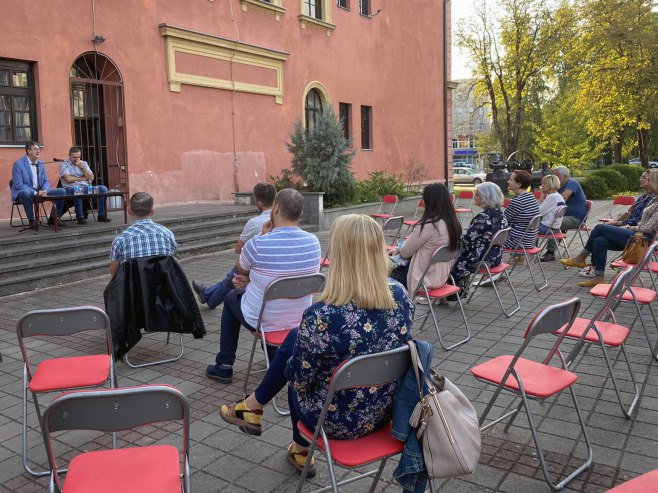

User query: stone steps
[0,209,269,296]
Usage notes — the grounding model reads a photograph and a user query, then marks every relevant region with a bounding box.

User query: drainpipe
[443,0,450,187]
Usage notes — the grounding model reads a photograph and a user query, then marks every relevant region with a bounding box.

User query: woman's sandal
[287,442,316,478]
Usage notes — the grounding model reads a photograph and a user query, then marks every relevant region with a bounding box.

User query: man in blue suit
[11,141,66,229]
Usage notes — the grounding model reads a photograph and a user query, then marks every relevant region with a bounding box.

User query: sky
[452,1,474,80]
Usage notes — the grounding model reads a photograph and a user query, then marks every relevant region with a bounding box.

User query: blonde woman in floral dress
[218,214,413,478]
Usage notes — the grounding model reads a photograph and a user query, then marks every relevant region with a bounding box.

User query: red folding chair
[467,228,520,318]
[370,195,398,222]
[503,214,547,291]
[403,199,425,232]
[41,385,190,493]
[243,274,326,415]
[599,195,636,223]
[17,306,116,477]
[454,190,475,218]
[537,205,571,261]
[472,297,593,491]
[566,199,593,251]
[533,190,543,200]
[502,197,511,208]
[294,345,437,493]
[413,246,471,350]
[560,267,639,418]
[589,241,658,361]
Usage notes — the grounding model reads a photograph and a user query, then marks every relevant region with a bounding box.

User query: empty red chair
[607,469,658,492]
[454,190,475,218]
[370,195,398,222]
[599,195,636,223]
[403,199,425,231]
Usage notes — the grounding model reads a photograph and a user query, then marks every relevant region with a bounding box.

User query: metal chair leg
[124,333,184,368]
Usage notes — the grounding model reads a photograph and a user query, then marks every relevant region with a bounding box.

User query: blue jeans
[582,224,635,275]
[65,185,109,218]
[253,328,311,447]
[214,289,255,367]
[204,266,237,309]
[538,223,558,235]
[16,188,66,221]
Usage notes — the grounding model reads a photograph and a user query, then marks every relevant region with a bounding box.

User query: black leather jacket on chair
[104,255,206,360]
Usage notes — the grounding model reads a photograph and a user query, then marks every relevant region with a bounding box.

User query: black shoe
[540,252,556,262]
[27,220,38,231]
[77,217,87,225]
[47,217,66,227]
[192,280,208,304]
[206,365,233,384]
[97,215,112,223]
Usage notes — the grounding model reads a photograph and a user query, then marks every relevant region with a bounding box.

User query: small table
[33,191,128,232]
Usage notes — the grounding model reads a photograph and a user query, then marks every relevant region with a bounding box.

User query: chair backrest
[383,215,404,245]
[489,227,511,248]
[382,195,398,205]
[414,245,461,297]
[533,190,542,200]
[596,266,635,318]
[42,385,189,491]
[17,306,113,376]
[312,345,411,434]
[375,195,399,215]
[510,214,542,251]
[516,297,581,366]
[257,273,326,327]
[503,197,511,208]
[458,190,474,200]
[411,199,425,220]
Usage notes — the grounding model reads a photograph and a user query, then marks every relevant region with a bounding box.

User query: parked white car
[453,166,486,185]
[628,158,658,168]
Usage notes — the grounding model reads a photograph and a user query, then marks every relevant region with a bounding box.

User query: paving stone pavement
[1,200,657,492]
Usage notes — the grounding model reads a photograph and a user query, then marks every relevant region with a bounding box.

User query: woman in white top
[538,174,566,234]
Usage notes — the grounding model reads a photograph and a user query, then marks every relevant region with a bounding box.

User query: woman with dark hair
[389,183,462,296]
[504,170,540,250]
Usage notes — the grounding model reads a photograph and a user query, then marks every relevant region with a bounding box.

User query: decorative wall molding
[240,0,286,21]
[159,24,289,104]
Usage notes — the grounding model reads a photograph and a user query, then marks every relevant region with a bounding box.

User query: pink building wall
[0,0,448,219]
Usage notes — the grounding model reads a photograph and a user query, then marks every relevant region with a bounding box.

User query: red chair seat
[63,445,181,493]
[471,355,577,398]
[503,247,541,255]
[454,208,470,213]
[320,258,330,267]
[611,259,658,273]
[385,245,397,251]
[598,218,612,223]
[577,226,591,231]
[478,263,510,274]
[607,469,658,492]
[556,317,629,347]
[371,213,393,219]
[590,284,657,304]
[403,220,418,226]
[259,329,291,346]
[297,421,402,468]
[29,355,111,393]
[537,233,567,240]
[417,285,460,299]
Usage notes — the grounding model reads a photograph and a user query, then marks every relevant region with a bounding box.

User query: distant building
[451,79,491,168]
[0,0,451,219]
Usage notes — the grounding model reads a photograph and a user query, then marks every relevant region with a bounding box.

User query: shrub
[354,171,406,204]
[590,168,627,194]
[580,175,610,199]
[287,106,356,207]
[269,169,302,191]
[606,164,644,191]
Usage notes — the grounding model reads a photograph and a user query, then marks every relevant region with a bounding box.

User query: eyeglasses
[29,147,39,151]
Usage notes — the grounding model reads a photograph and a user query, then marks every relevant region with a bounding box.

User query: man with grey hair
[206,188,321,384]
[109,192,177,278]
[541,166,587,262]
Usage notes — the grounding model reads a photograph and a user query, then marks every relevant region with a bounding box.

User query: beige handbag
[621,232,648,265]
[407,341,481,478]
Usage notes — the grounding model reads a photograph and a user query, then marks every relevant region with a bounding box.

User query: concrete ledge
[320,196,421,230]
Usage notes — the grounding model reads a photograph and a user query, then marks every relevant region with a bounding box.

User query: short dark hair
[274,188,304,222]
[129,192,154,218]
[512,170,533,189]
[68,146,82,155]
[253,183,276,207]
[25,141,40,152]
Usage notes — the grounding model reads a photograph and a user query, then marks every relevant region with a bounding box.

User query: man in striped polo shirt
[109,192,177,278]
[207,188,321,384]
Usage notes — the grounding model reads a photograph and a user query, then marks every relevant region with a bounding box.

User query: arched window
[305,88,323,130]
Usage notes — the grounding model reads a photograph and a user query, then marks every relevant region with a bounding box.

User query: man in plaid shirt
[110,192,177,278]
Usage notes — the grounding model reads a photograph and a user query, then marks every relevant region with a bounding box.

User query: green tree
[572,0,658,167]
[286,106,355,206]
[456,0,578,158]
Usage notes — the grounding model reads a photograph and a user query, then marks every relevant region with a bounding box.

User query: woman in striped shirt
[504,170,540,250]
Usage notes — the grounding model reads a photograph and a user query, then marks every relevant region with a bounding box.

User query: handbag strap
[407,340,425,401]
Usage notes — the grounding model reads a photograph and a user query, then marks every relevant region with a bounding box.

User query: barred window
[0,59,37,144]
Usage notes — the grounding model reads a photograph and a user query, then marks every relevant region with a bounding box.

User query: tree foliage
[286,106,356,206]
[456,0,578,158]
[571,0,658,167]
